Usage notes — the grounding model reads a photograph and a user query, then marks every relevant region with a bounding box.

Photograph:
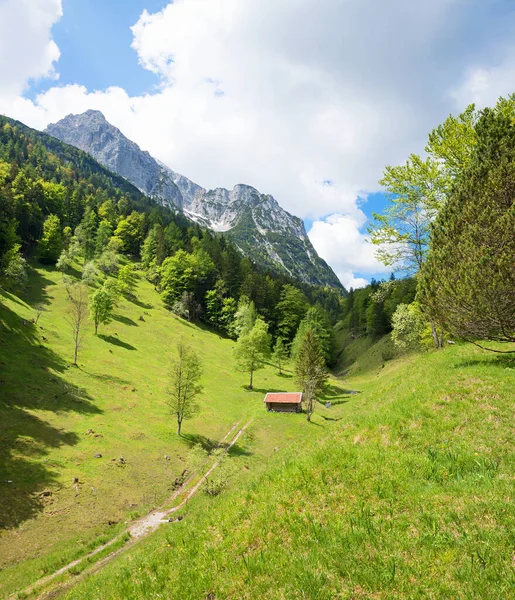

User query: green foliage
[234,318,271,388]
[114,212,143,256]
[89,288,114,335]
[420,99,515,345]
[82,261,99,286]
[95,220,113,255]
[141,226,158,268]
[291,306,335,365]
[370,105,478,274]
[118,264,135,294]
[97,250,119,276]
[391,303,425,351]
[160,249,215,307]
[102,278,122,306]
[227,296,257,339]
[340,278,416,340]
[276,284,309,344]
[271,337,289,374]
[295,329,327,421]
[167,341,203,436]
[38,215,63,264]
[1,244,27,291]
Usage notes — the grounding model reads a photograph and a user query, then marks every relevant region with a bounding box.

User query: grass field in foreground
[60,339,515,599]
[0,263,346,598]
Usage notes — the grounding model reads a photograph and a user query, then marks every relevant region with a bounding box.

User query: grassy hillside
[57,338,515,598]
[0,263,345,598]
[333,321,399,377]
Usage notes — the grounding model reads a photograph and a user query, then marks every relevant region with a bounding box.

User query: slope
[51,341,515,599]
[0,261,343,599]
[45,111,342,288]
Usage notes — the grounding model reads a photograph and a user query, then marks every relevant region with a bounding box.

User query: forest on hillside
[0,116,344,360]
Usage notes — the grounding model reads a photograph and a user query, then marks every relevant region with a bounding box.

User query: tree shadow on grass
[21,265,56,308]
[0,298,101,531]
[112,314,139,327]
[98,334,137,351]
[241,385,287,395]
[453,354,515,369]
[128,296,153,310]
[77,368,133,386]
[180,433,252,457]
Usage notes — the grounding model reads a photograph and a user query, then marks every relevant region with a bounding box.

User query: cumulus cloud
[308,212,389,289]
[0,0,62,97]
[1,0,514,286]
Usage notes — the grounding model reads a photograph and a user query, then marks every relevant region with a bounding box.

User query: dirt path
[11,420,252,600]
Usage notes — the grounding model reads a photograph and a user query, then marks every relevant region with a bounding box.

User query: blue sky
[28,0,167,99]
[3,0,514,288]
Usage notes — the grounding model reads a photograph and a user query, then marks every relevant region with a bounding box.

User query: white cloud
[0,0,62,97]
[1,0,514,287]
[451,60,515,109]
[308,213,389,289]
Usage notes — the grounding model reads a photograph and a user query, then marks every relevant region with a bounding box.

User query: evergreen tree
[295,330,327,422]
[420,99,515,347]
[276,284,309,344]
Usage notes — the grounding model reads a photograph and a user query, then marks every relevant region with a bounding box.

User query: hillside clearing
[0,263,343,599]
[59,339,515,599]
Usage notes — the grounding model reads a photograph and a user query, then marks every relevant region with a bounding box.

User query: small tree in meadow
[89,288,114,335]
[295,329,327,422]
[66,283,88,365]
[234,318,271,389]
[167,341,203,436]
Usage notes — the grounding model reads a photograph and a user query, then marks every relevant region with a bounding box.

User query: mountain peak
[44,112,342,288]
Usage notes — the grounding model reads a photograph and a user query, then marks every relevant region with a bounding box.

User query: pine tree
[295,329,327,422]
[420,99,515,348]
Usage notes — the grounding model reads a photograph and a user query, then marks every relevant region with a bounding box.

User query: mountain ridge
[45,110,342,288]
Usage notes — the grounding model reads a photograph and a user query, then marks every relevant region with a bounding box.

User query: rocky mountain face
[45,111,341,288]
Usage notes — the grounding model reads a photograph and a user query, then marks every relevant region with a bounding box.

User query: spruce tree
[420,99,515,347]
[295,329,327,422]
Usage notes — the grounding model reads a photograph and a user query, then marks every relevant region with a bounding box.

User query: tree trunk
[73,342,78,365]
[95,321,98,335]
[249,369,253,389]
[177,419,182,436]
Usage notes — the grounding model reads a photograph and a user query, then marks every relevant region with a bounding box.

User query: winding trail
[11,420,252,600]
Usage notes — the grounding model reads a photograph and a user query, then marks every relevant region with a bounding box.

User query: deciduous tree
[89,288,114,335]
[167,342,203,435]
[234,318,271,389]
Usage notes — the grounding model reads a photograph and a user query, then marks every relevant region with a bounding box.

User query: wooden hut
[264,392,303,413]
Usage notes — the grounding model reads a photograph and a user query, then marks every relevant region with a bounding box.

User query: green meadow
[0,263,344,598]
[1,262,515,599]
[60,337,515,599]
